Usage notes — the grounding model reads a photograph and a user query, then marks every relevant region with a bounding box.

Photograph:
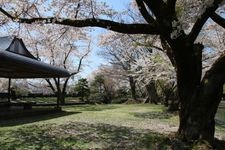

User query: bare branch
[210,12,225,29]
[0,7,14,19]
[90,0,95,18]
[0,7,160,35]
[53,27,69,43]
[167,0,177,15]
[76,41,91,73]
[135,0,155,23]
[55,3,67,17]
[75,0,81,19]
[143,0,167,21]
[33,4,41,17]
[53,77,61,93]
[63,45,73,69]
[188,0,223,43]
[142,0,173,36]
[202,53,225,88]
[25,18,159,34]
[127,35,163,51]
[45,79,56,93]
[160,35,176,67]
[19,2,37,18]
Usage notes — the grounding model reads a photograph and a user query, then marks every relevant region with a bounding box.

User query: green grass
[0,104,224,149]
[216,108,225,123]
[215,108,225,134]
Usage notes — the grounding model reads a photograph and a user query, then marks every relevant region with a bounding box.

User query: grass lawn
[0,104,225,149]
[17,97,79,104]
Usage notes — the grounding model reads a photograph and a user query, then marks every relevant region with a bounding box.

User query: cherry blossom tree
[89,71,117,104]
[99,32,143,100]
[27,25,91,104]
[0,0,225,143]
[0,9,91,104]
[99,32,176,104]
[28,25,91,104]
[131,48,176,103]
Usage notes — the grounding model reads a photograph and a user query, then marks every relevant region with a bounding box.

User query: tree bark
[57,91,66,105]
[183,55,225,143]
[168,38,202,135]
[173,41,225,143]
[145,80,159,104]
[129,76,137,100]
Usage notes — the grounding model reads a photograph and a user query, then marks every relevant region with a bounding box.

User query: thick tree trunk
[145,80,159,104]
[60,94,66,104]
[170,40,203,139]
[182,78,222,143]
[129,76,137,100]
[57,91,66,104]
[172,39,225,143]
[179,54,225,143]
[56,78,66,105]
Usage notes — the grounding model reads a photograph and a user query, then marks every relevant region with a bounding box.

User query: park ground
[0,104,225,149]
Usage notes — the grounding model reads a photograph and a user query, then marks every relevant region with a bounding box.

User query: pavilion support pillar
[56,77,60,108]
[8,77,11,103]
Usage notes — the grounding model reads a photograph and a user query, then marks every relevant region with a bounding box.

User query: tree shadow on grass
[0,110,80,127]
[0,121,191,150]
[69,104,118,111]
[214,139,225,150]
[132,111,176,119]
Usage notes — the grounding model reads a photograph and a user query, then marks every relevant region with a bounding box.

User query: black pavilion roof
[0,36,70,78]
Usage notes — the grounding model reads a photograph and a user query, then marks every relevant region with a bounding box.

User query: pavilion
[0,36,70,108]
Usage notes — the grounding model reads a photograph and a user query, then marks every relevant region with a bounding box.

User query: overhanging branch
[143,0,167,21]
[45,78,56,93]
[135,0,155,23]
[167,0,177,15]
[0,7,160,35]
[210,12,225,29]
[188,0,223,43]
[22,18,159,34]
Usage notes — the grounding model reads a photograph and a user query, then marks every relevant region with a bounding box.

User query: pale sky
[79,0,131,78]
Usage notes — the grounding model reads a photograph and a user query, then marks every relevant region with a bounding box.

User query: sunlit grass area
[0,104,225,149]
[16,97,79,104]
[216,108,225,123]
